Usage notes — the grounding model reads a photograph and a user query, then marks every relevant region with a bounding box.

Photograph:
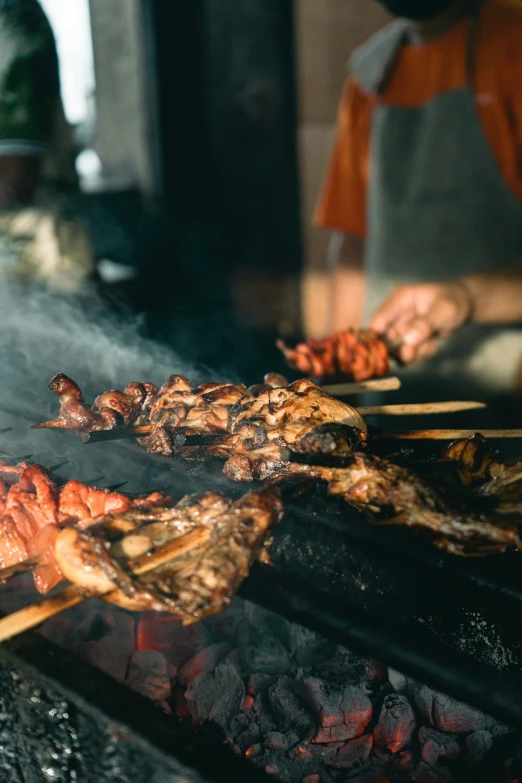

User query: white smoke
[0,280,233,485]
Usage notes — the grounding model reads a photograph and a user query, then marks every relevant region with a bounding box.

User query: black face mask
[376,0,456,21]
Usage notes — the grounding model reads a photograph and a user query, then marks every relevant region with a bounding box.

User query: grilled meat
[145,375,252,454]
[277,329,389,381]
[34,375,369,477]
[299,452,522,555]
[53,486,284,623]
[0,460,165,594]
[34,373,158,433]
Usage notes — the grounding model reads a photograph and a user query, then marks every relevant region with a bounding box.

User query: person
[0,0,93,288]
[314,0,522,408]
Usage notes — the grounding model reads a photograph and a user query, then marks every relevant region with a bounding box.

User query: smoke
[0,280,226,418]
[0,280,234,485]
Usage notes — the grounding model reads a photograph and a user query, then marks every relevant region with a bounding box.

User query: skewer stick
[358,401,486,417]
[323,377,401,396]
[0,526,211,644]
[0,557,39,583]
[372,428,522,441]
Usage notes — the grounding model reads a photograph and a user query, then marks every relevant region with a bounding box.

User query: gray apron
[352,6,522,420]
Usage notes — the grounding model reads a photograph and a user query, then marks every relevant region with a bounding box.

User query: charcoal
[466,730,493,762]
[313,648,374,686]
[226,648,242,671]
[265,764,281,775]
[241,695,255,714]
[387,668,416,697]
[412,762,455,783]
[414,685,437,724]
[236,725,261,753]
[347,770,390,783]
[245,742,262,758]
[42,607,136,684]
[301,775,320,783]
[293,677,372,744]
[288,744,313,761]
[249,674,278,696]
[268,677,316,737]
[124,650,172,703]
[178,642,231,686]
[325,733,373,770]
[394,749,415,775]
[136,612,211,667]
[239,621,290,675]
[258,714,277,737]
[418,726,459,765]
[432,693,487,734]
[185,661,245,730]
[285,730,301,747]
[374,694,416,753]
[205,598,246,638]
[286,623,335,667]
[362,660,386,684]
[264,732,289,750]
[230,712,249,738]
[487,719,512,737]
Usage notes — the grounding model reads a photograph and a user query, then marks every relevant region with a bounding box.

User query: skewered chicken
[34,375,369,480]
[0,460,171,594]
[277,329,390,381]
[294,451,522,556]
[60,485,283,623]
[8,483,283,624]
[33,373,158,433]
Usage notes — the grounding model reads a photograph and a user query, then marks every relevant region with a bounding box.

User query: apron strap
[375,0,487,97]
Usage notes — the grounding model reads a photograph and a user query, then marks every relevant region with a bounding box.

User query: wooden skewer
[372,428,522,441]
[323,376,402,396]
[0,557,39,583]
[358,401,486,417]
[0,526,211,644]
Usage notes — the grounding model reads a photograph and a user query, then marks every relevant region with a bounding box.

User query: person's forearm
[328,232,365,333]
[461,270,522,324]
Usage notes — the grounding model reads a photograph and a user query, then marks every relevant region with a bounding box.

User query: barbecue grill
[1,399,522,781]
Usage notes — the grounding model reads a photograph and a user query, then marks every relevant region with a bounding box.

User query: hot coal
[374,694,416,753]
[5,593,519,782]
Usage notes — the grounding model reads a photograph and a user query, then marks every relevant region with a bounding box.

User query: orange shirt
[314,0,522,238]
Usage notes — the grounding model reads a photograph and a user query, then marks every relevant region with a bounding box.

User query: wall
[295,0,388,336]
[88,0,158,196]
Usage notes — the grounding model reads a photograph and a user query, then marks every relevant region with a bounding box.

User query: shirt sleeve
[313,76,370,238]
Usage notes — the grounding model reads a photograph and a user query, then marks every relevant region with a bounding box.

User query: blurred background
[0,0,388,380]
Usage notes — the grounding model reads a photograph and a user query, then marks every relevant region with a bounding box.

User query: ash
[36,598,522,783]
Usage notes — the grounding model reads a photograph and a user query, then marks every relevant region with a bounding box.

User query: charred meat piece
[144,377,367,470]
[54,486,284,624]
[144,375,252,456]
[34,373,158,433]
[228,379,367,447]
[277,329,390,381]
[212,380,368,481]
[304,453,522,556]
[439,434,503,488]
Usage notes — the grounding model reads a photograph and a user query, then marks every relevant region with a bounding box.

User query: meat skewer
[0,458,173,595]
[276,329,392,382]
[372,428,522,440]
[0,527,211,644]
[84,399,487,443]
[1,437,520,646]
[0,484,285,642]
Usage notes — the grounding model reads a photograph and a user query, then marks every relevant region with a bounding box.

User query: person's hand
[370,281,474,364]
